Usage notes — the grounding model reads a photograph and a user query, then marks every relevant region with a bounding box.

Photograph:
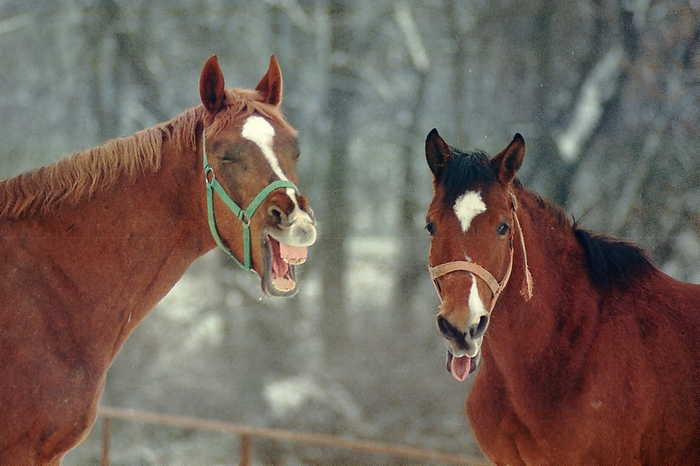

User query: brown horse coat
[0,56,315,465]
[425,129,700,465]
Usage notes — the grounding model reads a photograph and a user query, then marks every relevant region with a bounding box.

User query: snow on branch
[555,46,624,163]
[394,2,430,73]
[0,13,33,36]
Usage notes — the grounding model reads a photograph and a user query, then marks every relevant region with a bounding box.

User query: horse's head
[198,55,316,297]
[425,129,527,381]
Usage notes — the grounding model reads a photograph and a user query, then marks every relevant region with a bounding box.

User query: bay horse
[424,129,700,465]
[0,55,316,465]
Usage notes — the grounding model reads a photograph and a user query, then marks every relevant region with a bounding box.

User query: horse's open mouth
[446,351,480,381]
[262,235,308,297]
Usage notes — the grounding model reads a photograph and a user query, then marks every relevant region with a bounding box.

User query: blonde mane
[0,88,292,220]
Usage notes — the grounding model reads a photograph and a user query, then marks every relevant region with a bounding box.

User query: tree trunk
[319,0,355,358]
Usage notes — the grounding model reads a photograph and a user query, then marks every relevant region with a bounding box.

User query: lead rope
[510,192,534,300]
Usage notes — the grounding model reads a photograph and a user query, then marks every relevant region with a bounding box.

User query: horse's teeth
[283,257,306,265]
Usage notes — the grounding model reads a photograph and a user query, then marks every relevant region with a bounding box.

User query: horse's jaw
[261,235,308,297]
[261,213,316,297]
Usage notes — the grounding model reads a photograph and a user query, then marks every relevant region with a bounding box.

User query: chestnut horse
[424,129,700,465]
[0,56,316,465]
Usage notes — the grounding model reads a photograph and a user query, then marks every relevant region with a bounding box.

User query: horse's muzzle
[437,313,489,343]
[437,314,486,380]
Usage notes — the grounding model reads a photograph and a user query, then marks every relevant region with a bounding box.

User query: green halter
[202,131,298,271]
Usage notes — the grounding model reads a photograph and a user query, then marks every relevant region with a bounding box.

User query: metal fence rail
[97,406,489,466]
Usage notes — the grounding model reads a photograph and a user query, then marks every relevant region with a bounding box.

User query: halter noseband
[202,131,298,271]
[428,192,533,313]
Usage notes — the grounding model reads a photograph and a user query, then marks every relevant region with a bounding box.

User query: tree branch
[554,46,624,163]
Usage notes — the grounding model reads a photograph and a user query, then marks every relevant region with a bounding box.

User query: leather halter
[428,192,533,313]
[202,131,298,271]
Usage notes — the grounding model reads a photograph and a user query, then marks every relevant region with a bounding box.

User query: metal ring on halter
[204,166,215,185]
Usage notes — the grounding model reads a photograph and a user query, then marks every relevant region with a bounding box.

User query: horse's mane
[573,228,656,291]
[528,192,656,292]
[440,147,496,204]
[0,111,197,220]
[0,88,291,220]
[207,88,296,137]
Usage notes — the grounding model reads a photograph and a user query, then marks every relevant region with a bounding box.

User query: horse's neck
[484,199,599,389]
[12,140,207,359]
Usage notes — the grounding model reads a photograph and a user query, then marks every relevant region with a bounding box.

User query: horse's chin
[261,235,307,297]
[446,350,481,381]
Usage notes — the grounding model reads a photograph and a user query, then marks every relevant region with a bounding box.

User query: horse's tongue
[450,355,470,381]
[279,243,307,264]
[270,256,294,292]
[270,242,307,292]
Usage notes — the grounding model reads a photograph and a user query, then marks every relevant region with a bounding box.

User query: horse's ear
[255,55,283,107]
[199,55,226,114]
[491,133,525,186]
[426,128,452,179]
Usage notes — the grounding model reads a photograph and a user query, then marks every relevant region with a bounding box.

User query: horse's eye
[425,222,436,236]
[497,222,510,236]
[222,147,239,163]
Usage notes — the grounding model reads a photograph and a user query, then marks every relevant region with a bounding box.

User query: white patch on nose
[454,190,486,232]
[468,274,487,319]
[465,275,487,357]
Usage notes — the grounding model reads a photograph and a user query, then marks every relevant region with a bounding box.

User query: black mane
[574,228,656,291]
[440,147,496,203]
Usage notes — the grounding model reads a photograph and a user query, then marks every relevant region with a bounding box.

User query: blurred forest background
[0,0,698,464]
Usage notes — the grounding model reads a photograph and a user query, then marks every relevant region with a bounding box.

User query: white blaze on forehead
[242,115,288,181]
[241,115,299,206]
[453,190,487,232]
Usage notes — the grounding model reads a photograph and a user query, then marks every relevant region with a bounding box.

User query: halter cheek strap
[202,131,298,271]
[429,192,533,313]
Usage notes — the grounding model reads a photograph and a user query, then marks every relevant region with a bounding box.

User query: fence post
[239,434,251,466]
[101,417,111,466]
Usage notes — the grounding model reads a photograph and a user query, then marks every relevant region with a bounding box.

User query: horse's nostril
[470,315,489,339]
[437,315,449,335]
[269,206,284,224]
[437,315,462,339]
